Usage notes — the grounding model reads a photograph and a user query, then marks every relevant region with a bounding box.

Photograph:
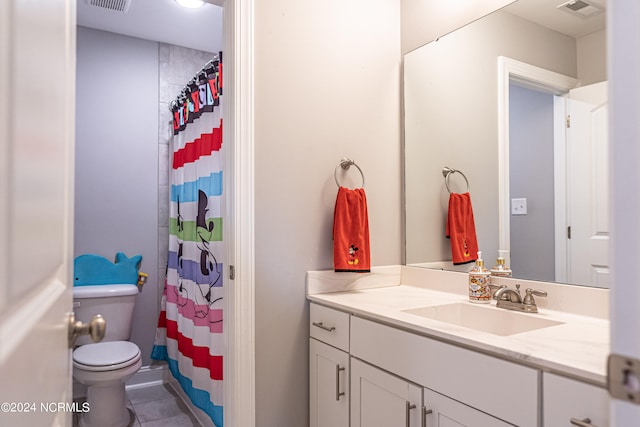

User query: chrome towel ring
[442,166,470,193]
[335,157,365,188]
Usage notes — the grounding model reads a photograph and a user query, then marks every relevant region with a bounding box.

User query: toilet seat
[73,341,141,372]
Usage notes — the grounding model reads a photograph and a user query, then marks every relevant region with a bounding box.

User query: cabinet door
[543,373,609,427]
[351,358,422,427]
[423,388,514,427]
[310,338,349,427]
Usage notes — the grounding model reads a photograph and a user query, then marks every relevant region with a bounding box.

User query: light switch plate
[512,198,527,215]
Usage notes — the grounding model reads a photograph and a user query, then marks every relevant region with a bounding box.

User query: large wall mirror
[403,0,607,287]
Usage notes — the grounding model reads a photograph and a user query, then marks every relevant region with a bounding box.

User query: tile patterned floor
[74,384,201,427]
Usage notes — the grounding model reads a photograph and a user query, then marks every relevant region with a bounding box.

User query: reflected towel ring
[442,167,470,193]
[335,157,365,188]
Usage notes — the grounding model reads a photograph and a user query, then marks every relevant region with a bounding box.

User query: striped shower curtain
[152,54,224,427]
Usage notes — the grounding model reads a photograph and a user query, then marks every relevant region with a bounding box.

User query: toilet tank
[73,284,139,345]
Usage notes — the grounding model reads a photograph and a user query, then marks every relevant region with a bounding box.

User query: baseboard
[125,363,169,390]
[166,375,217,427]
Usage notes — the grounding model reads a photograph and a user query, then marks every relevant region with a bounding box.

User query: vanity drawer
[310,303,349,351]
[350,316,539,427]
[543,373,609,427]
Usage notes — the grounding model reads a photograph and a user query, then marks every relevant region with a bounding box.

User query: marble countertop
[308,283,609,386]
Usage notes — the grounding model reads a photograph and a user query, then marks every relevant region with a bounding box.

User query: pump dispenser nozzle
[491,250,512,278]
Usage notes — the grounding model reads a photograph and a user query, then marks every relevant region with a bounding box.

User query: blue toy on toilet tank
[73,252,142,286]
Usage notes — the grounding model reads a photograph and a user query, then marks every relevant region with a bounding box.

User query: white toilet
[73,284,142,427]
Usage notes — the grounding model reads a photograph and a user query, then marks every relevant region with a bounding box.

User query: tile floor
[74,383,201,427]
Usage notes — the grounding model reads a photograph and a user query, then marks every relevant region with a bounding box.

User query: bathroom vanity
[307,266,609,427]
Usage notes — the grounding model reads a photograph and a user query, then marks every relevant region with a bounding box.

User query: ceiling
[77,0,223,53]
[77,0,605,58]
[504,0,606,38]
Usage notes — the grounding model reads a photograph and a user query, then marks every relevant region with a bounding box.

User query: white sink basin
[402,303,564,336]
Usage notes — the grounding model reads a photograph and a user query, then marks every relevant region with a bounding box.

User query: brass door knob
[67,313,107,348]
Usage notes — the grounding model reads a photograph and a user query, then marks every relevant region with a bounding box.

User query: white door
[309,338,349,427]
[609,1,640,425]
[567,81,609,288]
[351,358,421,427]
[0,1,76,426]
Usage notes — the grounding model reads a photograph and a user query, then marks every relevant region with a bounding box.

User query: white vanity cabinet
[350,315,539,427]
[351,358,422,427]
[543,373,609,427]
[309,304,350,427]
[309,301,608,427]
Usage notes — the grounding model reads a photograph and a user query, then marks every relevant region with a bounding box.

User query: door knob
[68,313,106,348]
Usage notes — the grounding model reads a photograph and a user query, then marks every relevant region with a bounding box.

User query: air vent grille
[88,0,131,13]
[557,0,604,19]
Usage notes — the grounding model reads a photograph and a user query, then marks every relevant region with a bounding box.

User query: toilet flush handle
[67,313,107,348]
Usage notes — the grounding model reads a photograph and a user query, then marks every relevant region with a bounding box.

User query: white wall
[577,29,606,85]
[253,0,402,425]
[75,27,159,365]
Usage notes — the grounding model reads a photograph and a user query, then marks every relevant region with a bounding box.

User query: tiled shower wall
[157,44,217,297]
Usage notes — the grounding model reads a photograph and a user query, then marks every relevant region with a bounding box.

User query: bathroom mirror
[403,0,607,287]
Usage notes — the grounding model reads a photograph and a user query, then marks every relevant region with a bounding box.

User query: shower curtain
[152,53,224,427]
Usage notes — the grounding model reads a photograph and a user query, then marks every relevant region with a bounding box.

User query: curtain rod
[169,53,220,112]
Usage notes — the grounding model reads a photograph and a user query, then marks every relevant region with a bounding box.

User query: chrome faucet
[494,284,522,303]
[494,284,547,313]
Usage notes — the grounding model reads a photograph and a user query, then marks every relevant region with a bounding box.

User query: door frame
[497,56,577,274]
[219,0,256,426]
[169,1,257,425]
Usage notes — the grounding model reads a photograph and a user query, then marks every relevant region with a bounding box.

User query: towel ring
[335,157,365,188]
[442,167,470,193]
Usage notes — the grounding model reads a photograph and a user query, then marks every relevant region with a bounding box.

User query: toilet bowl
[73,341,142,427]
[72,284,141,427]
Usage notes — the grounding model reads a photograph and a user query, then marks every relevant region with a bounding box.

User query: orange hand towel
[446,192,479,265]
[333,187,370,272]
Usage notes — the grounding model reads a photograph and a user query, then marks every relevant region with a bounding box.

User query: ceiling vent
[557,0,604,19]
[87,0,131,13]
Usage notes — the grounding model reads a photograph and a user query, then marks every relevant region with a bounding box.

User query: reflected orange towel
[446,192,478,265]
[333,187,370,272]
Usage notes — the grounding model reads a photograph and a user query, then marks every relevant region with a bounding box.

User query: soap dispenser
[490,250,512,278]
[468,251,491,303]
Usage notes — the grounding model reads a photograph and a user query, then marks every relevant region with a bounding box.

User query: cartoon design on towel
[348,244,359,266]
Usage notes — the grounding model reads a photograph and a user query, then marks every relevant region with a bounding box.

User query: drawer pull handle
[312,321,336,332]
[570,418,597,427]
[406,401,416,427]
[422,407,433,427]
[335,365,345,401]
